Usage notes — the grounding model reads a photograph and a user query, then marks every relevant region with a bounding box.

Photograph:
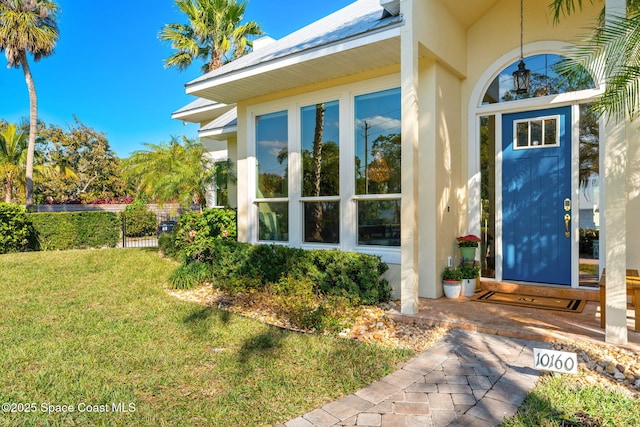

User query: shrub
[0,203,34,253]
[158,230,180,259]
[174,208,237,260]
[268,276,357,332]
[169,261,213,289]
[28,212,119,250]
[307,250,390,305]
[175,240,390,305]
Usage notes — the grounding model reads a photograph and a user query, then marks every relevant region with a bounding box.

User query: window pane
[544,118,557,145]
[578,103,600,255]
[480,115,496,278]
[482,54,596,104]
[355,88,401,195]
[256,111,288,198]
[357,199,400,246]
[530,120,542,146]
[301,101,340,197]
[304,202,340,243]
[258,202,288,241]
[516,122,528,147]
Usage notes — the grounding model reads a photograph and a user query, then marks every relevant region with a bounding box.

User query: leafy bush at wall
[158,208,237,261]
[28,211,119,250]
[0,203,34,254]
[171,239,390,305]
[176,208,237,248]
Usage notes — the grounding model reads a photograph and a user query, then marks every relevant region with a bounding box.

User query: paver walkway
[280,329,549,427]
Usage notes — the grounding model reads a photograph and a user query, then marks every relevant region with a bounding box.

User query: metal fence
[120,213,178,248]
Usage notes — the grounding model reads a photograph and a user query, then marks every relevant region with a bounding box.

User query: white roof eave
[171,100,234,123]
[186,24,402,104]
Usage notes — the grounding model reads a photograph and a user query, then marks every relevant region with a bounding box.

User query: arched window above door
[482,54,595,105]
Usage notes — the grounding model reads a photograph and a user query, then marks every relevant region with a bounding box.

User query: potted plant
[456,234,481,261]
[442,266,462,298]
[459,262,480,297]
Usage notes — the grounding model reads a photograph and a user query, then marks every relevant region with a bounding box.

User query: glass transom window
[483,54,595,104]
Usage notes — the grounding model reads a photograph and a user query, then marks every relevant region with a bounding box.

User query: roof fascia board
[199,126,238,139]
[186,25,402,97]
[171,103,228,120]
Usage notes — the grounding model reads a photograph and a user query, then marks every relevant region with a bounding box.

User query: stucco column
[400,0,419,314]
[603,0,628,345]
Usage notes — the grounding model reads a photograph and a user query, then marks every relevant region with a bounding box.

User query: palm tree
[550,0,640,121]
[0,0,59,208]
[160,0,262,73]
[0,124,28,202]
[123,136,214,207]
[0,122,75,203]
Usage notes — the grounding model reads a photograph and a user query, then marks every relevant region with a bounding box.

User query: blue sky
[1,0,354,158]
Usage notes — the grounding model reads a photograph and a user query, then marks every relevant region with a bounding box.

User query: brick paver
[283,329,549,426]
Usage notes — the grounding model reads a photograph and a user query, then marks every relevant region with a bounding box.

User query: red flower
[456,234,481,247]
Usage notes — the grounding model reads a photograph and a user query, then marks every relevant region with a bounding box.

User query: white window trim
[246,74,401,263]
[512,115,560,150]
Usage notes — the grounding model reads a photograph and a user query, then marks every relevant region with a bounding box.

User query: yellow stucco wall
[230,0,639,296]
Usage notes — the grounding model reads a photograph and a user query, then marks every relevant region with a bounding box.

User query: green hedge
[0,203,33,254]
[28,211,120,250]
[120,209,157,237]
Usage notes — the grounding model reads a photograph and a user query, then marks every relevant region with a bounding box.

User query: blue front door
[502,106,572,285]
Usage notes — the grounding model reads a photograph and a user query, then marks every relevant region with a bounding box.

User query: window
[354,87,401,246]
[301,101,340,243]
[480,115,496,278]
[256,110,288,241]
[210,159,232,207]
[513,116,559,149]
[249,79,402,257]
[483,54,595,104]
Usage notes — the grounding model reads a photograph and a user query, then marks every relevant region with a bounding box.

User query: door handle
[564,214,571,237]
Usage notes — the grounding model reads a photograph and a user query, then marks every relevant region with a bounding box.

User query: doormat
[472,291,586,313]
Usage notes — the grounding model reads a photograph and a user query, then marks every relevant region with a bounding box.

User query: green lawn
[503,373,640,427]
[0,249,412,427]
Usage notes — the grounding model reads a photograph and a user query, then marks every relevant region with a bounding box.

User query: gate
[120,212,175,248]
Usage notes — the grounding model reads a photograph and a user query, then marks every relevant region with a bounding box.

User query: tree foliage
[34,119,127,204]
[0,123,27,203]
[159,0,262,73]
[551,0,640,121]
[0,120,77,204]
[122,136,213,207]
